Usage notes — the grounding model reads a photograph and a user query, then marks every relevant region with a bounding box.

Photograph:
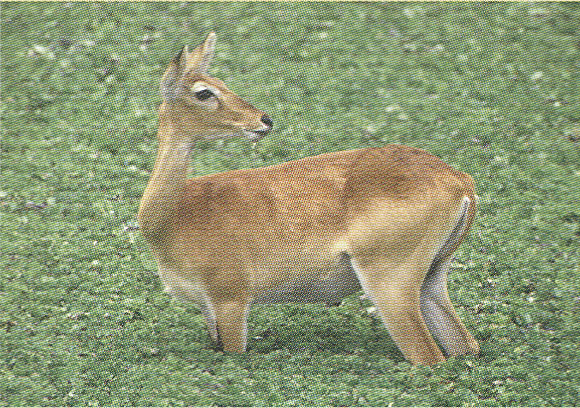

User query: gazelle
[138,32,480,365]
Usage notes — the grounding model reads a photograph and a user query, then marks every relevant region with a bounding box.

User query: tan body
[138,33,480,365]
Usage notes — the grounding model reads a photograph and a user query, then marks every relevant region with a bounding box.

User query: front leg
[212,299,251,352]
[199,301,219,346]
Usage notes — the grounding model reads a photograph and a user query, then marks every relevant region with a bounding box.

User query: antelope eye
[194,88,214,101]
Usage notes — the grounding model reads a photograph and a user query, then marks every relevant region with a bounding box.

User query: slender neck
[138,108,195,242]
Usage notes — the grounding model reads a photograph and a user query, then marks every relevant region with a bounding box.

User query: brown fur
[138,33,479,365]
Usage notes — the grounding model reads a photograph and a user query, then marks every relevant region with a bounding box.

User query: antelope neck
[138,126,196,242]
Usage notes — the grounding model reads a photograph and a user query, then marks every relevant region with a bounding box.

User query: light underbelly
[252,253,362,305]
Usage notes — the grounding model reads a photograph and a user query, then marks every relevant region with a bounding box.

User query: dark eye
[194,88,214,101]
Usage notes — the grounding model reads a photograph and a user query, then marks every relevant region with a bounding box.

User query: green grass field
[1,2,579,406]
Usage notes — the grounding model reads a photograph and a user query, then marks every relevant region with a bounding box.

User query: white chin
[201,131,244,140]
[243,130,266,143]
[200,130,263,142]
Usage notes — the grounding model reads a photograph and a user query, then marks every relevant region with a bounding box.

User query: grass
[1,2,579,406]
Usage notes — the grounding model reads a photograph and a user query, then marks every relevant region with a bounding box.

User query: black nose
[261,114,273,129]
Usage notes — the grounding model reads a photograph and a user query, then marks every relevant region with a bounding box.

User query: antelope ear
[186,32,216,74]
[160,45,189,101]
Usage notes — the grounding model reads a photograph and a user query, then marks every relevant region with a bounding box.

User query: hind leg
[420,259,479,357]
[350,256,446,365]
[419,195,479,357]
